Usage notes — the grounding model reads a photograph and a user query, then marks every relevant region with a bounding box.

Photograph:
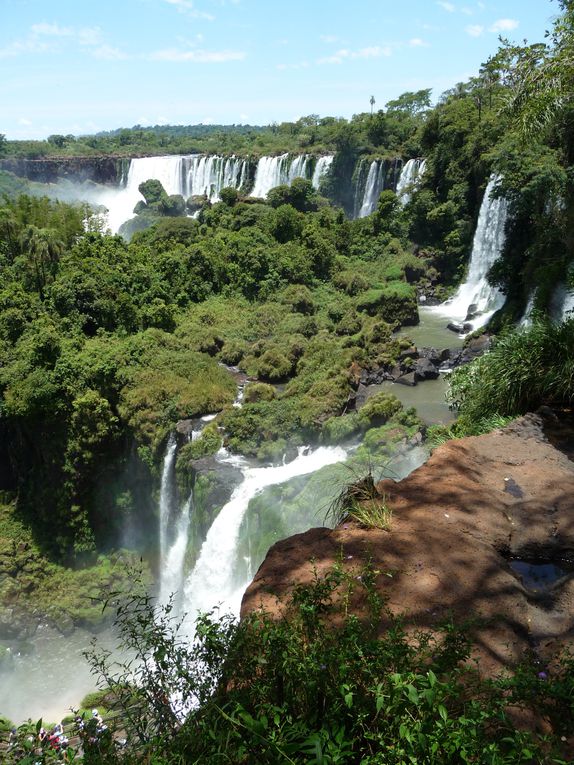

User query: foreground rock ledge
[241,414,574,677]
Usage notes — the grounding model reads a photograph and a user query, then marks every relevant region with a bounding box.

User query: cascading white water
[250,154,312,198]
[181,445,347,636]
[396,158,426,204]
[159,493,192,610]
[182,155,247,201]
[431,176,508,331]
[312,155,334,189]
[250,154,289,198]
[550,283,574,322]
[92,154,249,233]
[519,294,536,328]
[159,434,178,568]
[358,160,386,218]
[288,154,309,182]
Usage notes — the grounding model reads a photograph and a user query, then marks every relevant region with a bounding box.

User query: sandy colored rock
[242,414,574,676]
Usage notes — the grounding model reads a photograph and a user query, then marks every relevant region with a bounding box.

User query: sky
[0,0,560,140]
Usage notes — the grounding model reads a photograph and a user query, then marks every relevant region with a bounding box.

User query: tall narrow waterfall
[312,155,334,189]
[431,176,508,331]
[353,158,403,219]
[519,294,536,328]
[396,158,426,204]
[159,493,192,610]
[358,160,386,218]
[159,434,178,567]
[181,445,347,636]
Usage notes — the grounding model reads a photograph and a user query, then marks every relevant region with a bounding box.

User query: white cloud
[30,22,74,37]
[409,38,429,47]
[466,24,484,37]
[276,61,309,70]
[162,0,215,20]
[320,34,339,44]
[92,44,129,60]
[0,22,124,59]
[18,117,32,126]
[77,27,103,46]
[437,1,455,11]
[490,18,519,33]
[149,47,245,62]
[318,45,391,65]
[461,6,473,15]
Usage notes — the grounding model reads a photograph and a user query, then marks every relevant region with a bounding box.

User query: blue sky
[1,0,559,139]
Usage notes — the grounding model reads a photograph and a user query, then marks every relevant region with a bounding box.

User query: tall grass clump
[449,317,574,424]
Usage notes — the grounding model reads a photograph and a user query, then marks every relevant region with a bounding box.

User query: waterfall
[358,160,386,218]
[181,445,347,637]
[159,434,178,568]
[250,154,311,198]
[519,294,536,328]
[159,493,192,610]
[94,154,248,233]
[182,155,247,201]
[550,282,574,322]
[312,155,334,189]
[396,158,426,204]
[431,176,508,331]
[287,154,309,183]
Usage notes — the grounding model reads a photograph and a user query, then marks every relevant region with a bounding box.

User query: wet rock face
[0,157,123,185]
[242,413,574,677]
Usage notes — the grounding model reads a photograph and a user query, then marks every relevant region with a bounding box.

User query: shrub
[448,318,574,424]
[243,382,276,403]
[358,391,403,426]
[78,564,573,765]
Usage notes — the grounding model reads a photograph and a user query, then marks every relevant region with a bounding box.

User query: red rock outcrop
[242,414,574,677]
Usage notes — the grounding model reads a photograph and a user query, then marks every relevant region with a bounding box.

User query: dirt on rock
[241,413,574,677]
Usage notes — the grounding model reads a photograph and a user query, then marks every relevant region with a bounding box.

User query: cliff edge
[242,413,574,677]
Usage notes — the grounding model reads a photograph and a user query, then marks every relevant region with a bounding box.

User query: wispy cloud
[318,45,391,65]
[0,22,128,60]
[149,47,245,62]
[320,34,339,44]
[92,44,129,60]
[276,61,309,70]
[465,24,484,37]
[409,38,429,47]
[490,18,519,33]
[162,0,215,20]
[437,1,456,12]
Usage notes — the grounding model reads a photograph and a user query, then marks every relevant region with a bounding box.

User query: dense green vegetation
[6,563,570,764]
[2,2,574,756]
[0,175,423,561]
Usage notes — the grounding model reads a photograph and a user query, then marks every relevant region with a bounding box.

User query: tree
[19,225,64,299]
[0,133,7,156]
[370,95,375,115]
[386,89,432,115]
[504,3,574,134]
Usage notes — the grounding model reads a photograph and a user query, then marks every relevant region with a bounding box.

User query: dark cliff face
[0,156,126,185]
